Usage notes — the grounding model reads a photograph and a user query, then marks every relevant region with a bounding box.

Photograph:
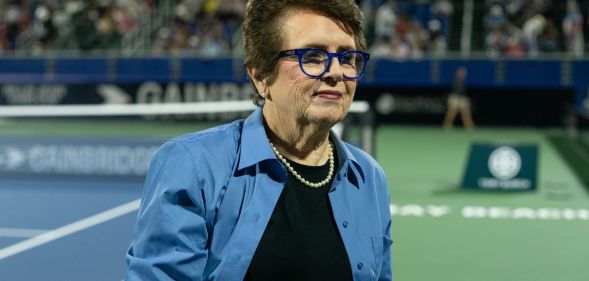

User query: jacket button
[342,221,348,228]
[357,262,364,270]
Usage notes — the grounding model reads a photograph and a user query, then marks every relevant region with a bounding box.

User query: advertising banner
[461,143,539,191]
[0,137,163,178]
[0,82,255,106]
[0,81,575,126]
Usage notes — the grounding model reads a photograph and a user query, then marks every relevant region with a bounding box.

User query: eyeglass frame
[276,48,370,80]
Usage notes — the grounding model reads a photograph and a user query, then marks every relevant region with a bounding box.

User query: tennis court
[0,119,587,281]
[1,0,588,279]
[382,126,589,281]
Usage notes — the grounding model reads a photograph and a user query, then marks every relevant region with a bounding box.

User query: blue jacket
[126,108,392,281]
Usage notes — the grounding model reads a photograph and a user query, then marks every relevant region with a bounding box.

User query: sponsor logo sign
[461,143,538,191]
[0,137,162,178]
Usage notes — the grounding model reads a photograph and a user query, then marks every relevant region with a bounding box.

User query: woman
[125,1,392,280]
[442,66,475,130]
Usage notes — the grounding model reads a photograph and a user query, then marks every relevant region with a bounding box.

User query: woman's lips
[315,90,343,100]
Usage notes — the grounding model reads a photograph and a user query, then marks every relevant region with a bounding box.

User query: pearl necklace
[270,141,335,189]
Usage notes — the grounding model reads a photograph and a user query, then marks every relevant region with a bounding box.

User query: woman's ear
[247,66,269,98]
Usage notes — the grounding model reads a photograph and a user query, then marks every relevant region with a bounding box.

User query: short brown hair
[242,0,366,106]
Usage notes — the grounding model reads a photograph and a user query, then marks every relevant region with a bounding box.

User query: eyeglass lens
[300,50,365,78]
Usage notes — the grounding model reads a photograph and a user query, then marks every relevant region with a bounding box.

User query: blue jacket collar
[238,107,276,170]
[238,107,365,185]
[330,130,366,186]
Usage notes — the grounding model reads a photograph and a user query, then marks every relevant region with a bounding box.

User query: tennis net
[0,100,376,155]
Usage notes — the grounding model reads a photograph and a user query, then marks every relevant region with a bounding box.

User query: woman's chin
[306,109,346,126]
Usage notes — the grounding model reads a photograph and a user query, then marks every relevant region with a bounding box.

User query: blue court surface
[0,177,143,281]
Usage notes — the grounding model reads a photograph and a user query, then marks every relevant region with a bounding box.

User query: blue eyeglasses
[276,48,369,79]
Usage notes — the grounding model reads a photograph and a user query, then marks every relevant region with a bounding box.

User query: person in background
[374,0,397,40]
[442,66,476,130]
[125,0,392,280]
[563,0,584,58]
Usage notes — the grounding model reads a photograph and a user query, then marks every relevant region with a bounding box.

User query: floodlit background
[1,0,589,280]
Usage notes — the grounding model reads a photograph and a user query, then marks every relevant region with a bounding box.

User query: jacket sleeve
[126,140,209,281]
[377,170,393,281]
[378,218,393,281]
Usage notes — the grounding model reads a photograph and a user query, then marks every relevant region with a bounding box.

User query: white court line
[0,228,50,238]
[0,199,140,261]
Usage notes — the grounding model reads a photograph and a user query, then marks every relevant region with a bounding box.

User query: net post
[361,104,375,156]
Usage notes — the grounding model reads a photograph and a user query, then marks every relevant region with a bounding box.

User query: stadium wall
[0,57,586,126]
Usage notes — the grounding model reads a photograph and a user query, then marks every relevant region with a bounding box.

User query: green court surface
[1,119,588,281]
[381,126,589,281]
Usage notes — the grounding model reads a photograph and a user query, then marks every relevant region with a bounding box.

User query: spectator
[72,6,100,50]
[407,19,428,58]
[522,13,546,57]
[394,12,411,40]
[369,35,392,58]
[504,0,525,20]
[194,15,230,57]
[562,0,584,58]
[486,4,508,30]
[486,26,506,57]
[505,35,525,58]
[112,4,136,34]
[0,24,11,51]
[501,20,524,57]
[95,6,122,50]
[430,0,453,37]
[32,4,57,51]
[538,18,558,53]
[167,19,192,55]
[174,0,203,23]
[2,1,28,50]
[390,36,411,59]
[375,0,397,40]
[427,18,447,56]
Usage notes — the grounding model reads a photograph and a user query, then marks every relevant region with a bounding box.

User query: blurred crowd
[152,0,245,56]
[369,0,454,59]
[1,0,588,58]
[484,0,586,58]
[0,0,155,54]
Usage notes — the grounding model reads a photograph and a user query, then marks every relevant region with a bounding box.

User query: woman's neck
[263,108,332,166]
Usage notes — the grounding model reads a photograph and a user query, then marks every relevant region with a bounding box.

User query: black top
[452,74,466,96]
[244,148,352,281]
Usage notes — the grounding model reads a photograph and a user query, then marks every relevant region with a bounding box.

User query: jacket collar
[330,130,366,187]
[238,107,366,185]
[238,107,277,170]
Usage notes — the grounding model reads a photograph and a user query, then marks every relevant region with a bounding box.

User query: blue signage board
[461,143,539,191]
[0,137,163,178]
